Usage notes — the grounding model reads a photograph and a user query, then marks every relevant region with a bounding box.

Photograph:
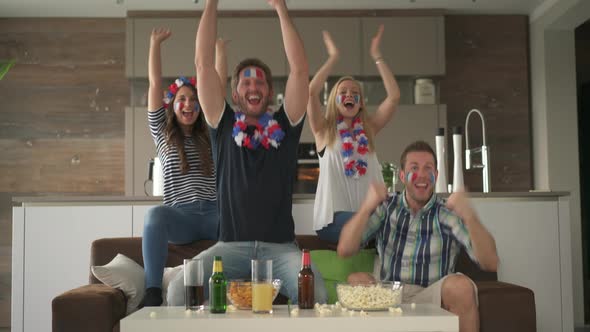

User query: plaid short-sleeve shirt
[362,191,477,287]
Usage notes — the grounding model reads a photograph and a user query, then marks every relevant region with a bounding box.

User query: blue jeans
[167,241,328,305]
[142,201,218,288]
[315,211,355,244]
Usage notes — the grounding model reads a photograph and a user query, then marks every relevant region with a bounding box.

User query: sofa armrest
[475,281,536,332]
[52,284,126,332]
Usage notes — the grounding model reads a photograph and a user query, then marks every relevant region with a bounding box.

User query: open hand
[446,190,476,221]
[370,24,384,61]
[322,31,340,59]
[151,27,171,45]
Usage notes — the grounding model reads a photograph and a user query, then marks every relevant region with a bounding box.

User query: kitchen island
[12,192,573,332]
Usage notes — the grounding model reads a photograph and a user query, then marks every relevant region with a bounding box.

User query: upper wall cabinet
[126,14,445,78]
[361,16,445,76]
[126,17,288,78]
[218,17,288,77]
[293,17,362,76]
[127,18,199,78]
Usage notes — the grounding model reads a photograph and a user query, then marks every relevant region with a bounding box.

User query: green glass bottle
[209,256,227,313]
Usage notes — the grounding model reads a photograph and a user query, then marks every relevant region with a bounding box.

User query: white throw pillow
[161,265,182,306]
[91,253,145,314]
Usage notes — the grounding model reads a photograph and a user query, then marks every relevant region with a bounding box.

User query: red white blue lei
[338,115,368,178]
[232,110,285,150]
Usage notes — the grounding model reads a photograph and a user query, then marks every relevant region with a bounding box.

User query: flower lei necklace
[337,115,369,178]
[232,110,285,150]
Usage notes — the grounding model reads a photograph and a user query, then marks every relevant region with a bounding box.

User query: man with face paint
[338,141,499,332]
[166,0,327,306]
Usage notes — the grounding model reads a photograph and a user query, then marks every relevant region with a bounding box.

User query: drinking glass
[251,259,273,314]
[184,258,204,310]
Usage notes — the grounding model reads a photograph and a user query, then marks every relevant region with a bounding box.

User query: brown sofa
[52,236,536,332]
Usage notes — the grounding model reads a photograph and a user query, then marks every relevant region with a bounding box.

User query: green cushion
[311,249,376,304]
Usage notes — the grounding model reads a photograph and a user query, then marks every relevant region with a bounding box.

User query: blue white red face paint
[242,67,265,79]
[174,101,184,112]
[336,94,361,105]
[174,101,200,113]
[405,171,436,184]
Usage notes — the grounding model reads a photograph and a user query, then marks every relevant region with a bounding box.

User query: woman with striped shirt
[142,27,227,306]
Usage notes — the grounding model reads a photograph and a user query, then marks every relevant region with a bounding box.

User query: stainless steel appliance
[295,142,319,193]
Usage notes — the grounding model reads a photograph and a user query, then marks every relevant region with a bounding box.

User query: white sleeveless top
[313,137,384,231]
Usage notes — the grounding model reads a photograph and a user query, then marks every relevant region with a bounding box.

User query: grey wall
[530,0,590,325]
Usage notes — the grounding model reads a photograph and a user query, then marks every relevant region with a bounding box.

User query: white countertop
[12,191,568,206]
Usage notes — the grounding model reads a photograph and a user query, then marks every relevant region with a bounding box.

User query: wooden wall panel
[440,15,532,192]
[0,18,128,328]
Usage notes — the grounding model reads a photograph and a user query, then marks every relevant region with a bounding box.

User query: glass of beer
[251,259,273,314]
[184,258,204,310]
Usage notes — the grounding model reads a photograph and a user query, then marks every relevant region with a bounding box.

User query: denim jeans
[315,211,355,244]
[167,241,328,305]
[142,200,218,288]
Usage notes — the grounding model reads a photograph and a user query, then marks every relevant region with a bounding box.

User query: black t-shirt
[209,103,304,242]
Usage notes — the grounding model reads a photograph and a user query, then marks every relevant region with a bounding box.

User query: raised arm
[367,24,401,134]
[148,28,171,112]
[307,31,339,151]
[215,38,229,95]
[268,0,309,124]
[195,0,225,127]
[446,191,499,271]
[337,182,388,257]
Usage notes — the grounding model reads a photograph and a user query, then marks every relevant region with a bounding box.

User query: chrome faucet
[465,109,491,193]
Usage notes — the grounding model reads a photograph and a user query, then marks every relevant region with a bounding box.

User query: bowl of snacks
[336,281,403,311]
[226,279,282,309]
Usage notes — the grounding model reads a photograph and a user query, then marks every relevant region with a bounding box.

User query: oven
[295,142,320,193]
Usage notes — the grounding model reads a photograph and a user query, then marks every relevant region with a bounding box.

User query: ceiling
[1,0,549,18]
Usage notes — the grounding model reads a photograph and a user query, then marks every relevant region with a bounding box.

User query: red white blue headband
[163,76,197,108]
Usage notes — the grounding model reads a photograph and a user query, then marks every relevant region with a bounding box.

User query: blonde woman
[308,25,401,243]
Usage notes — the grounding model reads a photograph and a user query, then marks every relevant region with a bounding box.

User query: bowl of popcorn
[226,279,282,310]
[336,281,403,311]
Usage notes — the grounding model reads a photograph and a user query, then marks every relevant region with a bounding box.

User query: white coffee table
[121,304,458,332]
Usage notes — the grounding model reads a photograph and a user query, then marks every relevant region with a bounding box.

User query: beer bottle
[297,249,314,309]
[209,256,227,313]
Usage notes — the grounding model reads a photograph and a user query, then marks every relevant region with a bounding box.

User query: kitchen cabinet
[126,18,199,78]
[126,17,287,78]
[361,16,445,76]
[293,17,362,76]
[373,104,446,170]
[217,17,288,77]
[12,205,132,332]
[127,15,444,78]
[125,107,156,196]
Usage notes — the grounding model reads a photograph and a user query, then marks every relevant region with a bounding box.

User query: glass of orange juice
[251,259,273,313]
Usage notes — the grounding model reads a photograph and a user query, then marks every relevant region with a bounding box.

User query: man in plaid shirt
[338,141,498,332]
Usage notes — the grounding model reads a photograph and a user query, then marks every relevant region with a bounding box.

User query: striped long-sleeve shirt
[362,191,477,287]
[148,107,216,207]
